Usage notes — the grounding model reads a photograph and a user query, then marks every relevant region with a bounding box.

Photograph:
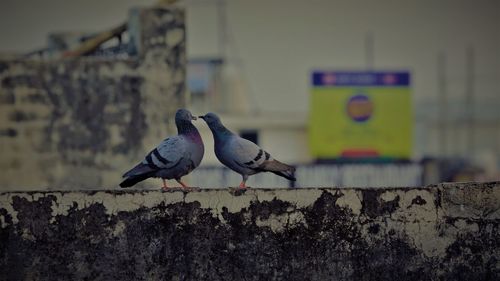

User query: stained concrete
[0,7,185,190]
[0,182,498,280]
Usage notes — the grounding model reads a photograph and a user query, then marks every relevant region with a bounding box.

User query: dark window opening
[240,130,259,145]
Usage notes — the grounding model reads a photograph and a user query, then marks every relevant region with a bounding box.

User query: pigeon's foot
[229,187,248,196]
[238,182,247,189]
[176,179,198,192]
[180,187,201,192]
[163,187,195,192]
[179,186,193,192]
[161,179,174,192]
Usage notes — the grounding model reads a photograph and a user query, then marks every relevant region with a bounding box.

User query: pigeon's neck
[210,123,234,143]
[177,121,200,138]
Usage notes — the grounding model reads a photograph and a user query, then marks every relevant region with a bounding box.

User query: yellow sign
[309,72,413,159]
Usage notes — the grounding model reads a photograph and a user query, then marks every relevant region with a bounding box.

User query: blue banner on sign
[312,71,410,86]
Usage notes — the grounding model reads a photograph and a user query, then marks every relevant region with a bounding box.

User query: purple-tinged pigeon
[120,109,204,190]
[199,112,296,189]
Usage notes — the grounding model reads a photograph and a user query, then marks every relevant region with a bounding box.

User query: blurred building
[0,6,186,189]
[0,0,499,188]
[183,0,500,185]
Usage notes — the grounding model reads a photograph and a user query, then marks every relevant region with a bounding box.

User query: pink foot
[177,179,194,192]
[161,179,171,191]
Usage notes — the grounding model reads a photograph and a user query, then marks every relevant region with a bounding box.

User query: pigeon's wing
[229,136,296,181]
[122,137,186,179]
[123,137,185,177]
[228,137,272,171]
[120,137,187,187]
[141,136,186,171]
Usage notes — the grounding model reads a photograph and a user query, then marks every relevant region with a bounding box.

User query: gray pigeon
[199,112,296,189]
[120,109,204,190]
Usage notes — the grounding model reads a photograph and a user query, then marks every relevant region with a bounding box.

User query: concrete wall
[0,182,498,280]
[0,7,186,190]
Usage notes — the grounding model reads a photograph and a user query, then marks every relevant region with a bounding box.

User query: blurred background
[0,0,499,190]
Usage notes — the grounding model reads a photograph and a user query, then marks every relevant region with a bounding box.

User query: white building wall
[186,0,500,161]
[259,128,311,164]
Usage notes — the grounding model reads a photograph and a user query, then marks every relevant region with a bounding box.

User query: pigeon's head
[198,112,221,126]
[175,109,197,123]
[198,112,228,133]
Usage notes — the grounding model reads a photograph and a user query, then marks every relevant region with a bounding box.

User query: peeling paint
[255,213,288,233]
[335,189,362,215]
[380,190,398,202]
[0,183,499,280]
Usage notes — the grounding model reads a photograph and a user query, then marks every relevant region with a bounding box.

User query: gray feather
[120,109,204,188]
[216,129,295,180]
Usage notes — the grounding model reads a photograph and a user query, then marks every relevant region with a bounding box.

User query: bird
[119,109,204,190]
[199,112,296,189]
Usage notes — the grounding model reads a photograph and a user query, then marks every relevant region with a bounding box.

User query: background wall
[0,0,499,187]
[3,0,498,160]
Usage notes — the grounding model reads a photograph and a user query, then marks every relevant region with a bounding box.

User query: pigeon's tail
[262,160,297,181]
[120,163,156,188]
[123,162,155,178]
[119,173,154,188]
[271,170,296,181]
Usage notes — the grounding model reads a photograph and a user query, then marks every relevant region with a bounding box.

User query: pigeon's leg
[238,175,249,189]
[176,178,192,191]
[161,179,171,191]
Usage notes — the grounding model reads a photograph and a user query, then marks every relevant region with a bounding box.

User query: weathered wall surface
[0,182,498,280]
[0,7,186,190]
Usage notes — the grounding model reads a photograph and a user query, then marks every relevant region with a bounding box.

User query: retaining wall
[0,182,499,280]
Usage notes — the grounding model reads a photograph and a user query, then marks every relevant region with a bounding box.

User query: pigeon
[119,109,204,190]
[199,112,296,189]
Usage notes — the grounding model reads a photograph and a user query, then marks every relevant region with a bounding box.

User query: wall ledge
[1,182,499,280]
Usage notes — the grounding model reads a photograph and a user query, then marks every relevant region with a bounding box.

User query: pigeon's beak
[198,115,205,120]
